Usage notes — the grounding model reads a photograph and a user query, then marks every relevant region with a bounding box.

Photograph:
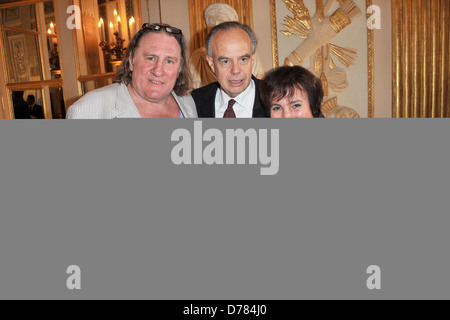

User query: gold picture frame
[270,0,374,118]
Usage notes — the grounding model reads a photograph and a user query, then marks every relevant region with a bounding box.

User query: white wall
[252,0,273,72]
[160,0,192,52]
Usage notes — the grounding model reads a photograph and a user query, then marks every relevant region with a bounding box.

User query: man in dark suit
[27,95,44,119]
[191,22,268,118]
[12,91,30,119]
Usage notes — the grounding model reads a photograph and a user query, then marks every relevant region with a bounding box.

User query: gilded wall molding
[366,0,374,118]
[270,0,279,68]
[271,0,374,118]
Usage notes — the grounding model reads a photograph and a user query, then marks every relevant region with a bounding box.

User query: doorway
[0,0,142,119]
[0,0,65,119]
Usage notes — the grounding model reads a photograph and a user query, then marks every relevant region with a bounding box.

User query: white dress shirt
[214,80,255,118]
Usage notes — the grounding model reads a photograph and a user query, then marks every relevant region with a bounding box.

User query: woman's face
[270,86,313,118]
[129,32,182,103]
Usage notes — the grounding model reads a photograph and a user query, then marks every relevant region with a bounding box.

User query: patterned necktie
[223,99,236,118]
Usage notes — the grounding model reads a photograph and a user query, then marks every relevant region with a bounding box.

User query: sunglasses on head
[141,23,182,35]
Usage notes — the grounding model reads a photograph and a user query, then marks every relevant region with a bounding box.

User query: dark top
[30,104,44,119]
[13,99,30,119]
[191,76,268,118]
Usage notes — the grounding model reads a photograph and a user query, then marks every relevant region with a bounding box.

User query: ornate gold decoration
[280,0,311,38]
[281,0,362,66]
[340,0,362,20]
[284,58,294,66]
[329,9,351,33]
[313,46,329,97]
[329,44,357,68]
[313,48,323,73]
[366,0,374,118]
[292,51,303,64]
[329,57,337,69]
[283,0,361,105]
[271,0,374,117]
[321,96,339,115]
[320,46,329,96]
[322,97,360,118]
[320,72,329,97]
[392,0,449,118]
[315,0,325,22]
[281,16,309,39]
[283,0,311,27]
[270,0,280,67]
[327,106,361,118]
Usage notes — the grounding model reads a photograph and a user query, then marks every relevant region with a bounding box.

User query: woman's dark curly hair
[260,66,324,118]
[115,23,191,96]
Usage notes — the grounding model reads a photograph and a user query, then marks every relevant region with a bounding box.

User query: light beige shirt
[66,83,197,119]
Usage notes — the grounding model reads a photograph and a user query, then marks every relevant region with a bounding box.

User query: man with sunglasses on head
[67,23,197,119]
[190,21,268,118]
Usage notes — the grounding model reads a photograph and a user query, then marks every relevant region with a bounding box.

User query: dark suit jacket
[13,99,30,119]
[30,104,44,119]
[191,76,268,118]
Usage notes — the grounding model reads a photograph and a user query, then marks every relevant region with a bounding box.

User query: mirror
[74,0,141,81]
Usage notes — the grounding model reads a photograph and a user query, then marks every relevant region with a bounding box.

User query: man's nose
[152,60,164,76]
[230,61,240,75]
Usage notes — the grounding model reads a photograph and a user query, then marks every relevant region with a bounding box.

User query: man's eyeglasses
[141,23,182,35]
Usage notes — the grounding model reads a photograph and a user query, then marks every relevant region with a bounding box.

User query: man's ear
[251,53,256,66]
[129,54,134,71]
[206,55,215,74]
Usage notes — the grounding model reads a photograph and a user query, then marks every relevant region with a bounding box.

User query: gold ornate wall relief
[188,0,253,53]
[392,0,449,118]
[271,0,374,118]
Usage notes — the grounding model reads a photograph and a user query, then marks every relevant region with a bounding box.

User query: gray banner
[0,119,449,299]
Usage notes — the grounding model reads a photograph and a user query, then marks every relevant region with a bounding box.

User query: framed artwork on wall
[8,35,29,82]
[4,7,20,23]
[270,0,374,118]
